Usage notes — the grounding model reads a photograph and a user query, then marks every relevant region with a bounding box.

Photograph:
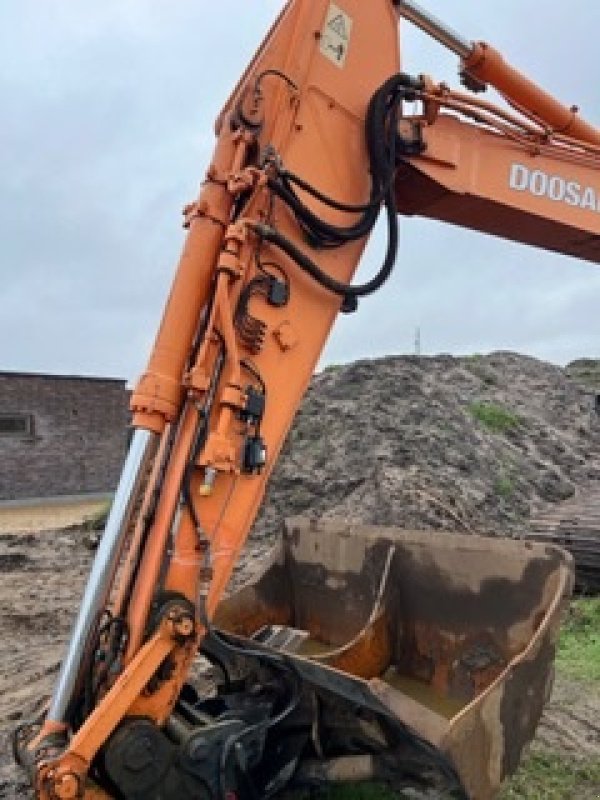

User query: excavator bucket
[214,517,574,799]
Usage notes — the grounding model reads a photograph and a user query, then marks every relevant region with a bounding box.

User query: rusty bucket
[215,517,574,799]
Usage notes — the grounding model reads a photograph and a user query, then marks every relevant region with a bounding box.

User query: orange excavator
[15,1,599,798]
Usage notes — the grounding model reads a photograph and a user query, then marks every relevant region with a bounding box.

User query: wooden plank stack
[528,489,600,594]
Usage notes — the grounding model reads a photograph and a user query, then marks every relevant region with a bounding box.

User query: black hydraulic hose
[267,177,378,246]
[253,73,412,301]
[286,74,418,208]
[264,73,410,252]
[278,168,381,213]
[251,189,397,300]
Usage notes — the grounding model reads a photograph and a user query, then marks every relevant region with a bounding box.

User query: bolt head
[53,772,80,799]
[175,616,194,637]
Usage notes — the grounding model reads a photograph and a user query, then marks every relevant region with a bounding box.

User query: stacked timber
[528,489,600,593]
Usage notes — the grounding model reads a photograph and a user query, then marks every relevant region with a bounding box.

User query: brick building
[0,372,130,502]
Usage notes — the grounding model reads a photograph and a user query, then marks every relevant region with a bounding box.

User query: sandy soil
[0,528,90,798]
[0,526,598,799]
[0,499,107,535]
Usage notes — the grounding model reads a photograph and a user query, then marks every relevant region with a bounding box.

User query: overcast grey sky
[2,1,599,381]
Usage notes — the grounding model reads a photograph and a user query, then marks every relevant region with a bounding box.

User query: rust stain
[310,612,391,680]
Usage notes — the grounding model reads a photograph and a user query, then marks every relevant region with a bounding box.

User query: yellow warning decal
[319,3,353,68]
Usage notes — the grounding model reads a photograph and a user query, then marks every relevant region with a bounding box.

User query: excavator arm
[393,0,600,260]
[15,2,599,798]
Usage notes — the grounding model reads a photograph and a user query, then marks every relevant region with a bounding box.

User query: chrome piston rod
[396,0,473,60]
[47,428,157,724]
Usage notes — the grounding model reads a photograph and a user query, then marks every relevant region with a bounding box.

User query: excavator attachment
[212,518,574,799]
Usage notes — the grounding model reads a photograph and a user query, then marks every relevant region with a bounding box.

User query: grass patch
[495,474,514,499]
[468,402,521,434]
[499,751,600,799]
[556,596,600,683]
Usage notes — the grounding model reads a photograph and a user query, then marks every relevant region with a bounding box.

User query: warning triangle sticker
[328,13,348,40]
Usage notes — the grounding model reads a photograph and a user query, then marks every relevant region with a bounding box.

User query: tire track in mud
[534,676,600,758]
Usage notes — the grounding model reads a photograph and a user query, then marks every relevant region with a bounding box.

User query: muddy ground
[0,527,598,799]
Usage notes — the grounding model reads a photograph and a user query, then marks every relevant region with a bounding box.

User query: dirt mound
[255,352,600,540]
[565,358,600,391]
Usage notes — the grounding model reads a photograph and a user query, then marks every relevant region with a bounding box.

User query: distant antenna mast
[414,326,421,356]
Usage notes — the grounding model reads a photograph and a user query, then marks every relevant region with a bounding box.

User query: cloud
[1,1,599,383]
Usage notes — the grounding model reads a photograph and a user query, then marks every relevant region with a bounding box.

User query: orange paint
[463,42,600,147]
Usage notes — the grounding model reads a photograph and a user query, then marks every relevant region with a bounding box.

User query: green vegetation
[494,457,519,500]
[498,751,600,799]
[556,596,600,683]
[495,474,514,499]
[468,401,521,434]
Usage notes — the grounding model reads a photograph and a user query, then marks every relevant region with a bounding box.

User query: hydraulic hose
[253,73,418,304]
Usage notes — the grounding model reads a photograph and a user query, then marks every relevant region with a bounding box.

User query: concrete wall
[0,372,130,502]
